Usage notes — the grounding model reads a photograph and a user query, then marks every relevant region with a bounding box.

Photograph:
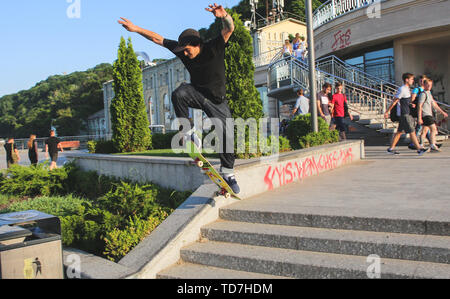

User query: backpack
[390,103,400,122]
[410,89,423,118]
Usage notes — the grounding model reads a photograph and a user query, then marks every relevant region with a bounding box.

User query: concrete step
[180,241,450,279]
[157,262,289,279]
[219,208,450,236]
[201,221,450,264]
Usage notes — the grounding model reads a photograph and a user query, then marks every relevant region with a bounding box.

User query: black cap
[173,29,202,53]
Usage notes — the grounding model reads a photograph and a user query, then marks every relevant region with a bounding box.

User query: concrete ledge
[65,153,206,192]
[234,140,365,199]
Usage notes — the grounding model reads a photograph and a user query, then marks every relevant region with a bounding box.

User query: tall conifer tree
[111,37,151,153]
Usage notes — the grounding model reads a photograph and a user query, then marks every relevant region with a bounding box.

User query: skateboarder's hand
[118,17,139,33]
[205,3,227,18]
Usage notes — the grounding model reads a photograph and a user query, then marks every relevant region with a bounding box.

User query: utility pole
[306,0,318,133]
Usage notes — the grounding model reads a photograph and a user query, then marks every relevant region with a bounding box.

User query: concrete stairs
[157,207,450,279]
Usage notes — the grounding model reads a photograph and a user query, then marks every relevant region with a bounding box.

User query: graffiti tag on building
[263,147,354,190]
[331,29,352,51]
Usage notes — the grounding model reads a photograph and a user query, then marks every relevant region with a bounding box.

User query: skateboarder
[118,3,240,194]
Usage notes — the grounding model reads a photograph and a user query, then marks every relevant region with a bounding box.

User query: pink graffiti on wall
[264,147,354,191]
[331,29,352,52]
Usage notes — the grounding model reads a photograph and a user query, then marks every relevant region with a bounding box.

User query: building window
[345,47,394,83]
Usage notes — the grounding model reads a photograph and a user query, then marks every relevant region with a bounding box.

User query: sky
[0,0,242,97]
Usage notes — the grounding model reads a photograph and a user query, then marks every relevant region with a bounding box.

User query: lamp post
[306,0,318,133]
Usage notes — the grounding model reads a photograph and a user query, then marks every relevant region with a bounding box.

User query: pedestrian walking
[4,137,20,168]
[384,73,428,155]
[418,78,448,152]
[45,130,63,171]
[330,82,354,140]
[317,83,333,127]
[27,134,39,166]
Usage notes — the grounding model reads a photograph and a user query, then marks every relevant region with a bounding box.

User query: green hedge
[87,140,117,154]
[286,114,339,150]
[0,163,192,262]
[151,132,178,150]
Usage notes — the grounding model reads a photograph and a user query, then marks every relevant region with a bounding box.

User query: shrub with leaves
[287,114,339,150]
[0,164,68,197]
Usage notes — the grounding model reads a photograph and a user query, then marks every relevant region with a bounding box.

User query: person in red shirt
[330,82,354,140]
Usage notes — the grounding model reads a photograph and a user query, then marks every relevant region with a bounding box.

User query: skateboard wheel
[224,193,231,199]
[196,161,204,168]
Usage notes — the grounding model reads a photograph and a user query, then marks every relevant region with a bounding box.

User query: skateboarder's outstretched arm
[118,17,164,46]
[205,3,234,43]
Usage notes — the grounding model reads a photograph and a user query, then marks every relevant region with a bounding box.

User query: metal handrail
[315,55,399,95]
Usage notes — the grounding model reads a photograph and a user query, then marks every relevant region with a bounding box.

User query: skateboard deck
[186,140,241,200]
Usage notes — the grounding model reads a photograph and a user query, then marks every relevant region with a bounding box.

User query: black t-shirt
[4,143,16,161]
[45,137,60,155]
[164,35,227,104]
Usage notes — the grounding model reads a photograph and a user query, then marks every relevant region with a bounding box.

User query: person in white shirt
[292,89,310,116]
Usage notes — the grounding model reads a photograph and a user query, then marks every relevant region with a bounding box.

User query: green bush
[3,195,88,217]
[103,211,168,262]
[64,165,118,200]
[278,136,292,153]
[0,164,68,197]
[87,140,117,154]
[151,132,178,150]
[286,114,339,150]
[0,162,192,261]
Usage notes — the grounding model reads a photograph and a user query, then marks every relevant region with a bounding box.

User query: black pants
[171,83,235,172]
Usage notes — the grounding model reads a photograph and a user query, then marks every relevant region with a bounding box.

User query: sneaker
[387,148,400,155]
[408,144,417,150]
[222,174,241,195]
[430,145,441,153]
[418,148,430,156]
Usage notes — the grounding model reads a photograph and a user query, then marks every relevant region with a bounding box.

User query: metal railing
[316,55,398,95]
[313,0,381,29]
[9,135,112,151]
[269,56,396,129]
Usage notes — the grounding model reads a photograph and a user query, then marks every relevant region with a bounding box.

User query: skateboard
[186,140,241,200]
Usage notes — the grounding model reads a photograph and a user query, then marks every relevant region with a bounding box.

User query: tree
[110,37,151,153]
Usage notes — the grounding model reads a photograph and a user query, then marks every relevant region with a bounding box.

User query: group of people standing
[283,33,307,62]
[291,82,356,141]
[3,130,63,170]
